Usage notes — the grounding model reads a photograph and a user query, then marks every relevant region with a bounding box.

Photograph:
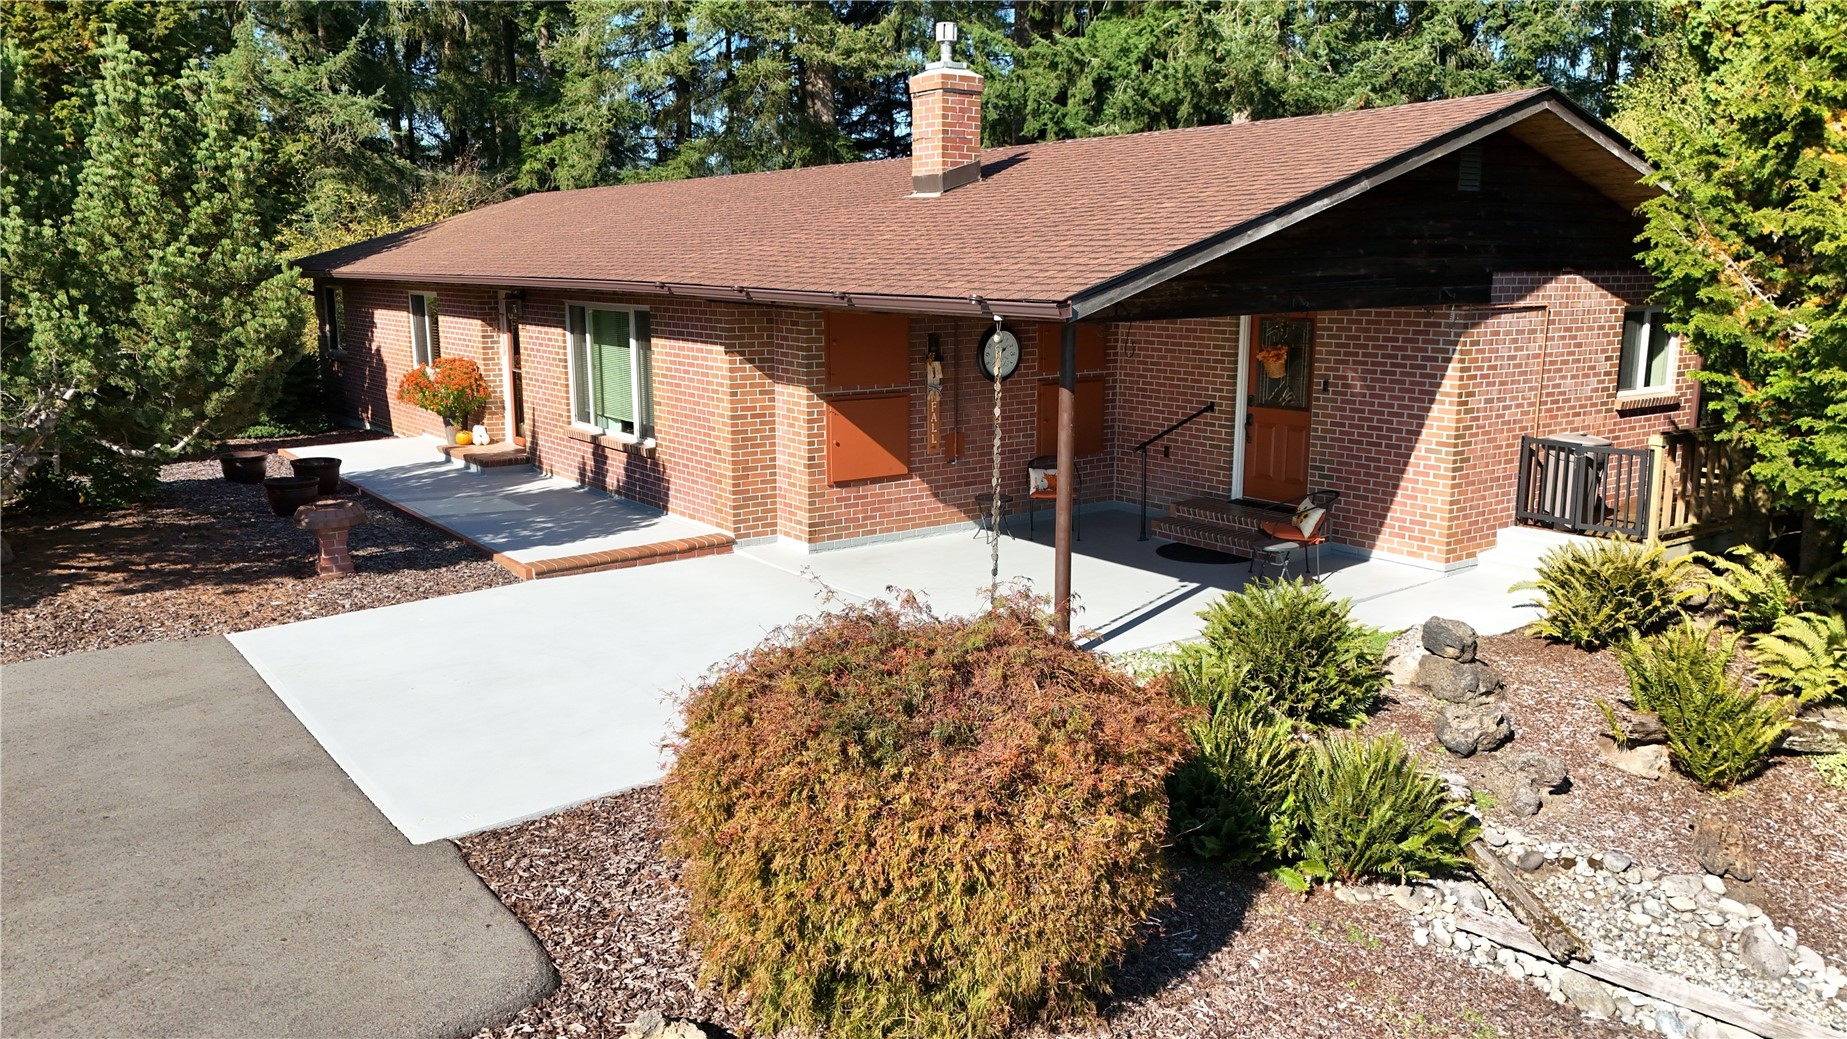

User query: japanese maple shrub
[663,595,1190,1039]
[396,356,491,428]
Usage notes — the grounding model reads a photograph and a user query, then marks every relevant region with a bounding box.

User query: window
[318,285,344,354]
[567,303,654,439]
[409,292,441,366]
[1619,307,1675,394]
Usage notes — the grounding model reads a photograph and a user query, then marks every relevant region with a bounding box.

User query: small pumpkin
[455,430,473,446]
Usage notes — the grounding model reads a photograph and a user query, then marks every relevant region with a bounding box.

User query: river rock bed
[1370,827,1847,1037]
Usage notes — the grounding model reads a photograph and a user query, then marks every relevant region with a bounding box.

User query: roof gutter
[298,268,1073,322]
[1064,91,1657,321]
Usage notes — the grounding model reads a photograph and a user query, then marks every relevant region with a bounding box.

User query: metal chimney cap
[931,21,962,66]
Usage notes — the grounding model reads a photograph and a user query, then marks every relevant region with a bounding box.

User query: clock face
[978,327,1021,382]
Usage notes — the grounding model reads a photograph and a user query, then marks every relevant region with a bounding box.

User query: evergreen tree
[1614,0,1847,567]
[2,34,302,507]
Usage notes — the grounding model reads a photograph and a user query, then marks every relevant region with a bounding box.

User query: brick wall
[322,269,1696,564]
[324,282,509,438]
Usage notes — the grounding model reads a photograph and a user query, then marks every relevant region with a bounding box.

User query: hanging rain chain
[988,322,1005,602]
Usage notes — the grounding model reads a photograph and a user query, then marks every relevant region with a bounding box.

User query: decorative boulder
[1422,616,1478,662]
[1435,703,1513,757]
[1416,655,1504,704]
[1595,734,1668,779]
[1484,751,1570,816]
[1690,807,1756,882]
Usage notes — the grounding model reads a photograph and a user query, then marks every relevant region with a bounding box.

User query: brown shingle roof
[299,87,1651,318]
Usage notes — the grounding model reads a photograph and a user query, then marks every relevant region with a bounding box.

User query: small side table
[1253,541,1297,580]
[974,493,1015,538]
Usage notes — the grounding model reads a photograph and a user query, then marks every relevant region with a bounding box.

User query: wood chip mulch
[1367,632,1847,964]
[460,784,1629,1039]
[459,629,1845,1039]
[1,432,517,664]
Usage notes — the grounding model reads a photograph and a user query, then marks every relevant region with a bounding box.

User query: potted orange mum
[397,358,492,444]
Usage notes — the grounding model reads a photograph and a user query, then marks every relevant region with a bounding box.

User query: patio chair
[1256,490,1340,579]
[1025,454,1081,541]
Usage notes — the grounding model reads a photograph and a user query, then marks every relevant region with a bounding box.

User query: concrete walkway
[0,637,556,1039]
[293,435,733,578]
[229,553,841,844]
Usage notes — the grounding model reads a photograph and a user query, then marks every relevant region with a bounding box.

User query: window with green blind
[1619,307,1674,393]
[567,303,654,438]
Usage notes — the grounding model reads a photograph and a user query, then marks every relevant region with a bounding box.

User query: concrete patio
[230,448,1554,846]
[286,435,734,578]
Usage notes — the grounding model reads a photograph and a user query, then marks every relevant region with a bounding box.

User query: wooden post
[1054,324,1077,633]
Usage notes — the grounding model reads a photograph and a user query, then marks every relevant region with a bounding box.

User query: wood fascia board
[1065,92,1652,321]
[301,270,1071,321]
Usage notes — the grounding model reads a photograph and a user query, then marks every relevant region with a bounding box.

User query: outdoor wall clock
[977,326,1021,382]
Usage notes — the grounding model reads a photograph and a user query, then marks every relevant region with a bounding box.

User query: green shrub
[1816,752,1847,790]
[1618,622,1790,789]
[1166,677,1304,864]
[239,351,335,437]
[1173,578,1390,727]
[1698,546,1805,634]
[1292,732,1478,884]
[1514,539,1698,649]
[663,595,1190,1039]
[1753,611,1847,706]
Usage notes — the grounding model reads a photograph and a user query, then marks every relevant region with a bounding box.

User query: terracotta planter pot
[289,456,343,495]
[263,475,322,517]
[219,450,269,484]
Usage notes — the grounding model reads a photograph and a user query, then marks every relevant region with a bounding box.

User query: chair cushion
[1029,468,1056,495]
[1260,520,1308,543]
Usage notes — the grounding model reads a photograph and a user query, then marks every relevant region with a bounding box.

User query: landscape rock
[1436,703,1513,756]
[1417,655,1504,703]
[1661,873,1704,899]
[1557,970,1617,1018]
[1738,925,1790,980]
[1691,808,1756,881]
[624,1010,709,1039]
[1779,714,1847,755]
[1422,616,1478,662]
[1594,734,1669,780]
[1601,851,1632,873]
[1484,752,1570,817]
[1514,849,1547,872]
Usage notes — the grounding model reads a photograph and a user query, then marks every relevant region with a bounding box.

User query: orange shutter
[825,312,911,390]
[1035,323,1108,375]
[826,394,911,484]
[1035,378,1106,456]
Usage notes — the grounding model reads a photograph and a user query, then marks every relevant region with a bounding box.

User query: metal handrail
[1135,401,1216,540]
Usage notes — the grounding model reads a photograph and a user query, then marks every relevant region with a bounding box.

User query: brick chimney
[909,22,983,196]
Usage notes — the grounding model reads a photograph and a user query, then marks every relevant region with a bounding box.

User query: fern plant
[1292,732,1478,883]
[1753,611,1847,706]
[1167,677,1304,864]
[1617,622,1790,789]
[1513,539,1698,649]
[1174,578,1390,727]
[1697,546,1805,634]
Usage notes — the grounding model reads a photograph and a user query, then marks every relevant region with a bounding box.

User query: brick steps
[1152,496,1298,558]
[436,441,531,470]
[515,533,734,580]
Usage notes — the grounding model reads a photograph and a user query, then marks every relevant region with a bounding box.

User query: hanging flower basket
[1254,344,1290,380]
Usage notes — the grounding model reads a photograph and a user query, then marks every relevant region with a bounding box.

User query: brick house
[300,54,1692,584]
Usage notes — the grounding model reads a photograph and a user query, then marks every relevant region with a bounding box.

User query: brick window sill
[564,425,658,459]
[1615,392,1678,413]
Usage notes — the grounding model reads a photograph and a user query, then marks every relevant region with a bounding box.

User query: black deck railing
[1135,401,1216,540]
[1514,435,1654,540]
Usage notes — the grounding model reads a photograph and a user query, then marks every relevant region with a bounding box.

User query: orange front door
[1243,315,1314,503]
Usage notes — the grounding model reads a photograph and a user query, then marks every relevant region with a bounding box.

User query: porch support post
[1054,323,1077,633]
